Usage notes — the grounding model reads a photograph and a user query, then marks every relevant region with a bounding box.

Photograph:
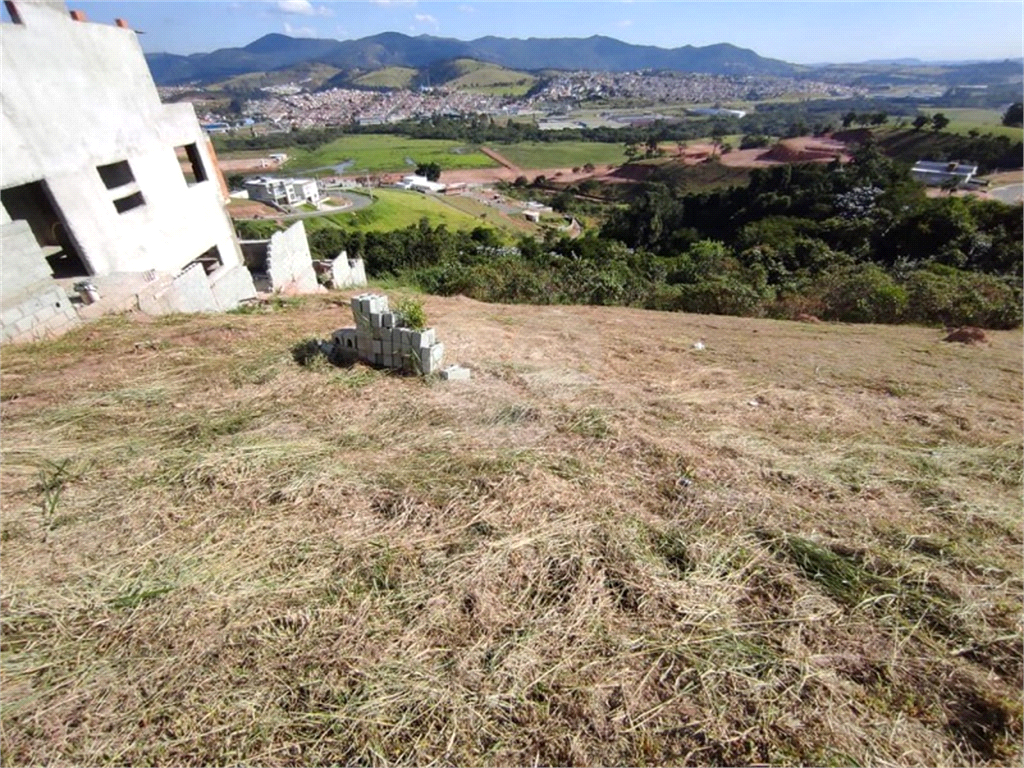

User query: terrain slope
[1,294,1021,766]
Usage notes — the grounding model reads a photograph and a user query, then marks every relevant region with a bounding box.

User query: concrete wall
[209,263,257,309]
[0,1,242,281]
[330,250,367,289]
[1,283,81,344]
[0,219,81,343]
[266,221,320,294]
[138,263,220,316]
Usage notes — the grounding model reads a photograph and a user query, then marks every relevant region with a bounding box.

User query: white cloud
[457,4,475,11]
[616,19,633,27]
[284,21,317,36]
[414,12,438,29]
[273,0,331,17]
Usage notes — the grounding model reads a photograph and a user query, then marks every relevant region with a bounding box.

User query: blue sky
[61,1,1024,64]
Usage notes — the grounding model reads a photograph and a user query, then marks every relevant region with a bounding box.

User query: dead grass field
[1,294,1021,766]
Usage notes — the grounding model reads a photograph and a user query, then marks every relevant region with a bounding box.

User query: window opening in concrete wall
[1,180,90,277]
[175,143,209,186]
[186,245,222,276]
[97,160,135,190]
[2,1,22,23]
[113,191,145,213]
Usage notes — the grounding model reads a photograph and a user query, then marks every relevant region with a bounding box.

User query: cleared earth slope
[1,294,1021,766]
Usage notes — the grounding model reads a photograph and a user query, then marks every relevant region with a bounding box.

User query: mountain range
[145,32,803,85]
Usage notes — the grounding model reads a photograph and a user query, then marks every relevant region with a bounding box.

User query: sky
[57,1,1024,65]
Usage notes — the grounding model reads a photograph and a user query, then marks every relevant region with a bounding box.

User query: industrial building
[910,160,979,188]
[1,0,256,343]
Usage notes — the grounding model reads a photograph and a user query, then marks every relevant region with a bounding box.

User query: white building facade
[244,177,321,208]
[1,1,255,343]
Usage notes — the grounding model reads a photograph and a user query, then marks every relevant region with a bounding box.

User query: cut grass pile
[495,141,631,169]
[280,135,499,174]
[1,296,1021,766]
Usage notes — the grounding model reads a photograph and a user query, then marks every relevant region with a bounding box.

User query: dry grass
[1,294,1021,766]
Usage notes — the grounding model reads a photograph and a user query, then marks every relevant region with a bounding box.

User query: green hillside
[427,58,538,96]
[281,135,499,174]
[350,66,419,90]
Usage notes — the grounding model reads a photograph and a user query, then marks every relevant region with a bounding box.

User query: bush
[903,268,1022,329]
[395,297,428,330]
[814,263,907,323]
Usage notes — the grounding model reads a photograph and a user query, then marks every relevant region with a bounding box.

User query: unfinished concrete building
[0,1,256,343]
[240,220,366,294]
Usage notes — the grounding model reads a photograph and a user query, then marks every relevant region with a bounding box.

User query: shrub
[395,297,428,330]
[903,268,1022,329]
[814,263,908,324]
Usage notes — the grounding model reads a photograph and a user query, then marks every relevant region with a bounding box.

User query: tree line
[240,138,1021,329]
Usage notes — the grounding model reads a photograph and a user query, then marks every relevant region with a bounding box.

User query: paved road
[988,184,1024,205]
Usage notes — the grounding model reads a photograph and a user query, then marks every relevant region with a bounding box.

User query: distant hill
[145,32,801,85]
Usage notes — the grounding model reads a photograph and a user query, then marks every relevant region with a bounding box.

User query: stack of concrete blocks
[332,293,445,375]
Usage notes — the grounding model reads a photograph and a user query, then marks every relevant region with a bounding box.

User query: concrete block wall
[331,293,445,375]
[138,262,219,315]
[1,220,53,298]
[0,219,81,343]
[209,263,257,309]
[0,284,81,344]
[266,221,320,294]
[330,250,367,289]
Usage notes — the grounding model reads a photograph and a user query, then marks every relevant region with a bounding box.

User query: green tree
[415,162,442,181]
[226,174,245,191]
[842,111,857,128]
[912,115,929,131]
[1002,102,1023,127]
[931,113,950,132]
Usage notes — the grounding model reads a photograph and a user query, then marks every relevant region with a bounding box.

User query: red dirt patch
[944,327,989,345]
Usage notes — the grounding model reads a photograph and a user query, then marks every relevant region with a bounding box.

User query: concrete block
[411,328,436,348]
[373,353,383,367]
[420,342,444,375]
[441,365,472,381]
[382,353,394,368]
[14,315,35,333]
[2,306,23,325]
[381,312,396,329]
[371,313,383,330]
[372,339,383,355]
[34,305,57,323]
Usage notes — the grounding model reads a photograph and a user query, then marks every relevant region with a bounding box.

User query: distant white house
[910,160,979,187]
[687,107,748,119]
[397,174,446,193]
[268,152,288,164]
[244,176,320,207]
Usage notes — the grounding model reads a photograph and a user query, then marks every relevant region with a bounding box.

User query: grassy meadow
[1,293,1021,766]
[276,135,499,174]
[923,108,1024,140]
[494,141,631,169]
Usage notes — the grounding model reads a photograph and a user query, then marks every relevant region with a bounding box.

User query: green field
[280,135,499,174]
[920,108,1024,140]
[350,67,418,90]
[302,189,503,235]
[496,141,630,169]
